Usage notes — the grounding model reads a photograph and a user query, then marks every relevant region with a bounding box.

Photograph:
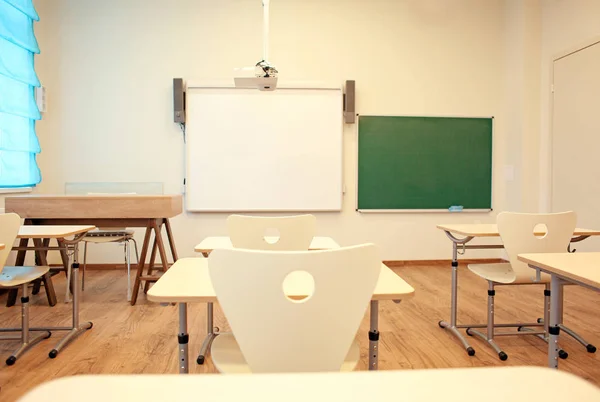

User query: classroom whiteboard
[185,85,343,212]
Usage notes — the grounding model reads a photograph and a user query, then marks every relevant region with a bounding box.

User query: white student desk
[519,252,600,368]
[0,225,96,358]
[191,236,342,365]
[17,367,600,402]
[147,258,414,374]
[194,236,341,255]
[436,224,600,356]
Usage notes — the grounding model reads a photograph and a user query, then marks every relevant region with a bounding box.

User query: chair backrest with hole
[0,213,21,269]
[226,214,316,251]
[208,244,380,373]
[497,211,576,282]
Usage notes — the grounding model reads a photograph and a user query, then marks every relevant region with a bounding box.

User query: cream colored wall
[539,0,600,212]
[25,0,534,262]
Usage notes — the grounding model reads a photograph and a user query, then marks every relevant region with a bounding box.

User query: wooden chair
[226,214,316,250]
[0,213,51,365]
[208,244,380,373]
[466,211,576,360]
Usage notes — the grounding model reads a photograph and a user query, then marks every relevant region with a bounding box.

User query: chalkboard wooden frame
[356,114,494,213]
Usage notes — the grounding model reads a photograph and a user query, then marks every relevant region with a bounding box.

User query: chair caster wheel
[466,328,473,336]
[438,321,444,328]
[467,347,475,356]
[49,349,58,359]
[537,318,543,324]
[558,349,568,359]
[6,356,16,366]
[517,326,523,331]
[87,322,94,329]
[498,351,508,361]
[197,356,205,365]
[587,344,596,353]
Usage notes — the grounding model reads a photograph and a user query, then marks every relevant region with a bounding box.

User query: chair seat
[468,262,551,284]
[83,229,134,243]
[211,332,360,373]
[0,266,50,288]
[83,235,130,243]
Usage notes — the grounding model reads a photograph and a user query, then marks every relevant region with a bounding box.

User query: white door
[552,40,600,251]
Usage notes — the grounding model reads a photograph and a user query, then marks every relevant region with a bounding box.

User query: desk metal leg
[4,284,51,365]
[368,300,379,370]
[49,263,93,358]
[197,302,219,365]
[438,241,475,356]
[178,303,189,374]
[548,274,563,369]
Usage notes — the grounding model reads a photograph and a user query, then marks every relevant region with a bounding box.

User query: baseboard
[55,259,505,271]
[383,258,506,268]
[50,263,173,270]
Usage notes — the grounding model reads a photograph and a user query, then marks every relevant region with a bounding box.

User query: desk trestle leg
[438,241,475,356]
[369,300,379,370]
[49,263,93,358]
[197,302,219,365]
[178,303,189,374]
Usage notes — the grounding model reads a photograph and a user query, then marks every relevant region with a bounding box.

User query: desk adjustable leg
[49,263,93,358]
[438,241,475,356]
[6,284,51,365]
[548,275,563,369]
[368,300,379,370]
[197,302,219,365]
[178,303,189,374]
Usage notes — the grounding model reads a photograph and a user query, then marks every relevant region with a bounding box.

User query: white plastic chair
[466,211,576,360]
[196,214,318,366]
[226,214,316,251]
[208,244,380,373]
[0,213,51,366]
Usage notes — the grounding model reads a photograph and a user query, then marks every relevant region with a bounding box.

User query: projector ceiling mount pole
[262,0,270,63]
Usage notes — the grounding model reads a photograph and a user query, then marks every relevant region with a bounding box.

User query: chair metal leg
[544,284,550,335]
[82,241,88,292]
[125,240,132,301]
[131,237,140,264]
[5,283,51,365]
[466,282,507,361]
[65,244,77,303]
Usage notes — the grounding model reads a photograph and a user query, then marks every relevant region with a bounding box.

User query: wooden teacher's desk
[5,194,182,305]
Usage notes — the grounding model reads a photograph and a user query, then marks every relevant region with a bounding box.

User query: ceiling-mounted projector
[234,60,278,91]
[234,0,278,91]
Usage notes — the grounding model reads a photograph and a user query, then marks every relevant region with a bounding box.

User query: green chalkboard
[357,115,493,211]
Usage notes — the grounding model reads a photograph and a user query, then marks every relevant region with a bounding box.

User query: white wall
[23,0,537,262]
[539,0,600,212]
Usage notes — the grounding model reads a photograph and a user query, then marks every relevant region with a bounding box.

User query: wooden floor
[1,264,600,401]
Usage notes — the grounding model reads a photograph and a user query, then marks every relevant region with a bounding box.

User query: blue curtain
[0,0,41,187]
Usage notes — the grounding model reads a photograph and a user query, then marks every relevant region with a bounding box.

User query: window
[0,0,41,188]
